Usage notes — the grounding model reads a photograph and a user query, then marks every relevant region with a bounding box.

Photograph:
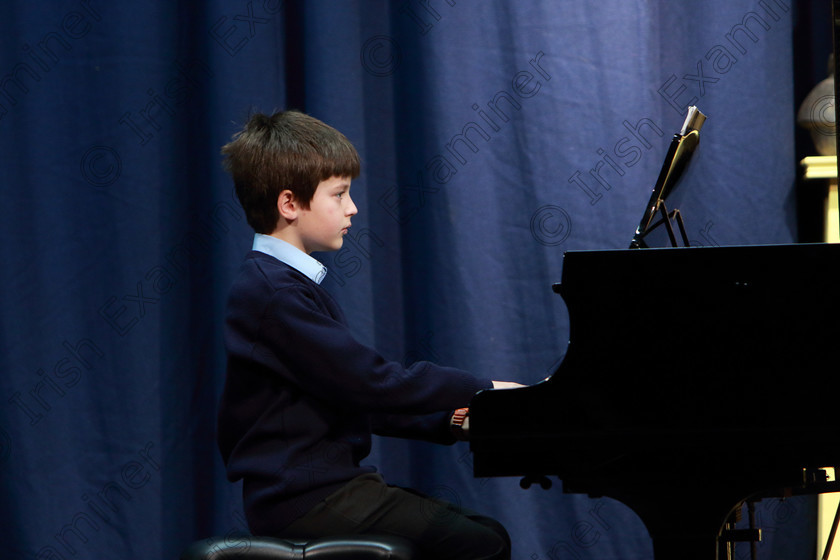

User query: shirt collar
[252,234,328,284]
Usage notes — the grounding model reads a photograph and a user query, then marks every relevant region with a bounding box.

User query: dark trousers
[281,473,511,560]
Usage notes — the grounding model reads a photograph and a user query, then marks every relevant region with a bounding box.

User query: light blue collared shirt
[252,234,328,285]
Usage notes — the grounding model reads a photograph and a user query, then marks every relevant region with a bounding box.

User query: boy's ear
[277,189,299,221]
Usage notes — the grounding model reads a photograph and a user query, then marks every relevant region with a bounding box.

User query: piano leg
[719,504,759,560]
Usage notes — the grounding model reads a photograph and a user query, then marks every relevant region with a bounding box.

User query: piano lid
[474,241,840,446]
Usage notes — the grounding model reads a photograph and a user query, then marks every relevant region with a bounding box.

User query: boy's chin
[313,240,344,253]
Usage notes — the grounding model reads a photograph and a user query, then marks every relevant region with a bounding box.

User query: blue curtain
[0,1,826,559]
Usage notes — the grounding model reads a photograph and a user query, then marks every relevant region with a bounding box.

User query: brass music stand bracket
[630,202,690,249]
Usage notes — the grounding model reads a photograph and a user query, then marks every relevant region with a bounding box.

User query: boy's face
[295,176,357,254]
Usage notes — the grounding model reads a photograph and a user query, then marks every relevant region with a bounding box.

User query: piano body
[470,242,840,560]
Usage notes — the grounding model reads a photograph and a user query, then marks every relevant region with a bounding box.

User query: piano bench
[179,534,419,560]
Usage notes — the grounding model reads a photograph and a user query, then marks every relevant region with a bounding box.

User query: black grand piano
[469,106,840,560]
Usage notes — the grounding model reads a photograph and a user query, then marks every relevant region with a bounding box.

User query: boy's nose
[346,195,358,216]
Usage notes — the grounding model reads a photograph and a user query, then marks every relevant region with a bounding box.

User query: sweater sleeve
[370,411,457,444]
[245,283,491,414]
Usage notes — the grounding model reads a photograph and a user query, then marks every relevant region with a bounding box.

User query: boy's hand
[491,381,525,389]
[450,408,470,440]
[451,382,526,440]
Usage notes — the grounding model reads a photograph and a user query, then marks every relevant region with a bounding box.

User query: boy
[217,110,516,560]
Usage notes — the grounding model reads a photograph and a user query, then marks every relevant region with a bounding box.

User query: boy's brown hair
[222,110,361,234]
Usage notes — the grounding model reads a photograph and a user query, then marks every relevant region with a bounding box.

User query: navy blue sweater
[218,251,491,534]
